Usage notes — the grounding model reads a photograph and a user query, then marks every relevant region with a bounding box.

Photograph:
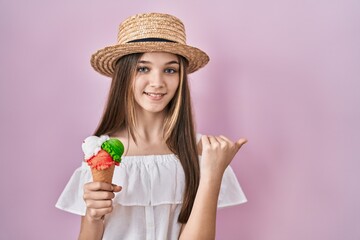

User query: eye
[137,66,149,73]
[164,68,177,74]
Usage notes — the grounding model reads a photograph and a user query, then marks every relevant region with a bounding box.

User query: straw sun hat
[90,13,210,77]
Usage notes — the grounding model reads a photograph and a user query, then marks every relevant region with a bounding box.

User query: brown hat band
[128,38,176,43]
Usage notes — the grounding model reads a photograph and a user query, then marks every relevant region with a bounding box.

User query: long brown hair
[94,53,200,223]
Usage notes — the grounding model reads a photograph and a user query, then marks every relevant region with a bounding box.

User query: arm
[79,216,104,240]
[179,135,247,240]
[78,182,121,240]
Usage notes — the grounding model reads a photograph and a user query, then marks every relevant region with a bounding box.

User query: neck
[123,109,173,156]
[134,109,166,143]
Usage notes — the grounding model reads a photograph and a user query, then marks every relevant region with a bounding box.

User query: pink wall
[1,0,359,239]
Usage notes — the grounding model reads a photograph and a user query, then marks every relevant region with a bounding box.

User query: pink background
[1,0,359,239]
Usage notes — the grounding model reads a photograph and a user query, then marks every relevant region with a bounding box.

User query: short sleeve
[218,165,247,208]
[55,162,92,215]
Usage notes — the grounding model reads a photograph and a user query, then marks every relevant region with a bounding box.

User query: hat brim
[90,42,209,77]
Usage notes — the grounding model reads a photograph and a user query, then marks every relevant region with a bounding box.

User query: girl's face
[132,52,180,115]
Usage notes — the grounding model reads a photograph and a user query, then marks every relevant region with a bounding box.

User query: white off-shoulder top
[56,146,247,240]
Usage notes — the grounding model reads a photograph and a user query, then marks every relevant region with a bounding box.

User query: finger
[86,199,113,209]
[201,135,210,147]
[208,135,220,145]
[84,191,115,201]
[214,136,228,149]
[219,135,232,143]
[235,138,248,149]
[112,185,122,192]
[218,135,232,145]
[85,182,115,192]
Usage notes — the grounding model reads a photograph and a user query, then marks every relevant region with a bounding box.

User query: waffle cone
[91,164,115,183]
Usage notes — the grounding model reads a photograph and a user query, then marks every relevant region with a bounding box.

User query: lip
[144,91,167,100]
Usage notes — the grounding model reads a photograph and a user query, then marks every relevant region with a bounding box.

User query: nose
[149,70,165,88]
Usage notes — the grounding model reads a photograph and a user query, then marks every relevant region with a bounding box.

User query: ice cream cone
[91,164,115,183]
[82,135,124,184]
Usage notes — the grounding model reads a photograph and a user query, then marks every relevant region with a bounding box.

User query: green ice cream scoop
[101,138,125,164]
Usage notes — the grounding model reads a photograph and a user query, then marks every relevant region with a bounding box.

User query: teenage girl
[56,13,247,240]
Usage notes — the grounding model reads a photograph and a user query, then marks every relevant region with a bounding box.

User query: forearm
[78,216,104,240]
[179,173,223,240]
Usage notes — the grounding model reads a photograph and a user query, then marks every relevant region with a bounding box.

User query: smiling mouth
[144,92,166,97]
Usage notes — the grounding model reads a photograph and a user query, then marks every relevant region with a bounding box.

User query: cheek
[168,82,180,100]
[171,77,180,91]
[133,78,144,93]
[131,80,141,101]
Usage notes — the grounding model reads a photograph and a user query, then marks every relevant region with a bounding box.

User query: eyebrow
[138,60,179,65]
